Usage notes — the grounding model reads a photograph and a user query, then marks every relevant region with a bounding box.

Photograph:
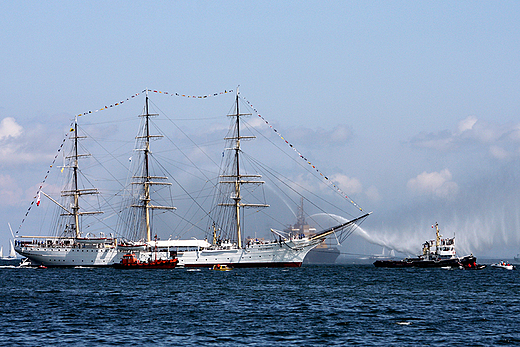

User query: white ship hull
[16,246,123,267]
[16,237,320,268]
[176,239,320,268]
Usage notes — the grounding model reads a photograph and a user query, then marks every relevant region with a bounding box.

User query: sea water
[0,264,519,346]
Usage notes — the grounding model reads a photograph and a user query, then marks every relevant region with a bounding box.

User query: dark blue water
[1,264,519,346]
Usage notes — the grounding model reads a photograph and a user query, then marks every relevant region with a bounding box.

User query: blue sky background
[1,1,520,258]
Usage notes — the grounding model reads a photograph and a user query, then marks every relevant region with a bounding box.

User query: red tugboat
[114,253,178,269]
[114,235,178,269]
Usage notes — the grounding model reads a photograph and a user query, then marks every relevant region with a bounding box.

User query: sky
[1,0,520,258]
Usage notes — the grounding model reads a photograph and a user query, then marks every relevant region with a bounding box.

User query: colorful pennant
[18,87,233,234]
[16,126,73,234]
[76,89,233,117]
[240,94,364,212]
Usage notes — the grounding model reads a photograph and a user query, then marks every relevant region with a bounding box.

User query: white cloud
[277,124,353,147]
[411,116,520,162]
[0,121,60,166]
[0,117,23,140]
[329,124,353,143]
[407,169,458,199]
[365,185,381,202]
[490,145,510,160]
[330,173,363,195]
[457,116,477,133]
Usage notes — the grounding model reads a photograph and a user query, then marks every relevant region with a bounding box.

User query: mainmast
[144,93,152,242]
[133,91,176,242]
[219,90,268,248]
[234,91,242,248]
[72,118,80,237]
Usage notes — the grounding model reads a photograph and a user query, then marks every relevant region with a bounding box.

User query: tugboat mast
[434,222,441,255]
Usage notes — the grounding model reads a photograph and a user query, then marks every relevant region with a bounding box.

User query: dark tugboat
[374,223,485,269]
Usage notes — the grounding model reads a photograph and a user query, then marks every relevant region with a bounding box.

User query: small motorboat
[491,261,516,270]
[37,264,47,269]
[212,264,232,271]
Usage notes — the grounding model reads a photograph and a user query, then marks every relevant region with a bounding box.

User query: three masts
[15,91,369,267]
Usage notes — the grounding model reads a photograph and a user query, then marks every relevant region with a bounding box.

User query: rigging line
[238,152,333,231]
[146,99,220,178]
[77,91,143,117]
[146,88,233,99]
[240,94,364,212]
[66,127,126,220]
[16,123,74,234]
[151,152,216,226]
[80,127,135,188]
[242,152,356,221]
[241,117,359,214]
[76,127,125,183]
[82,212,119,234]
[153,153,218,184]
[240,118,358,213]
[337,217,368,244]
[170,208,209,236]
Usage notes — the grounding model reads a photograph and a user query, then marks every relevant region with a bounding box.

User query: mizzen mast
[219,90,268,248]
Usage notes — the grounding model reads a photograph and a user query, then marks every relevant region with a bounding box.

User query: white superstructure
[15,90,370,268]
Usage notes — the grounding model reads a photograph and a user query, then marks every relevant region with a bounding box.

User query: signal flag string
[17,87,233,234]
[240,94,364,212]
[76,88,233,117]
[16,124,74,234]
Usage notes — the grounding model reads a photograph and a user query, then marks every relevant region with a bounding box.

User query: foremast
[60,117,102,238]
[132,92,176,242]
[218,90,268,249]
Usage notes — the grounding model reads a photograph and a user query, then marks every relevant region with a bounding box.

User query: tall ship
[15,90,370,267]
[373,223,483,269]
